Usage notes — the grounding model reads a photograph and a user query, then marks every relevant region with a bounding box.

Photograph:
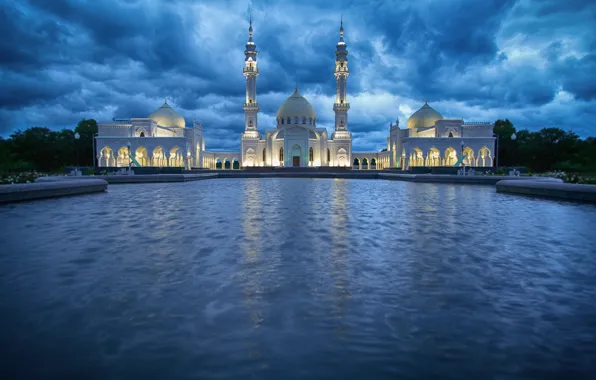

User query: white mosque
[95,20,495,170]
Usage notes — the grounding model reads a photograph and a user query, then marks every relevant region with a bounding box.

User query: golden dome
[276,89,316,123]
[407,101,443,129]
[149,99,186,128]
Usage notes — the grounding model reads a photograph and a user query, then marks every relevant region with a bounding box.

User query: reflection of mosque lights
[240,179,265,361]
[330,179,350,337]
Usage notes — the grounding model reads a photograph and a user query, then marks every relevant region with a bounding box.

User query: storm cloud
[0,0,594,151]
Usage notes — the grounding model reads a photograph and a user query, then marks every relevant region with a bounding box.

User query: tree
[493,119,517,167]
[74,119,98,167]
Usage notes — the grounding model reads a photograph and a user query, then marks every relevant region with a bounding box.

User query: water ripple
[1,178,596,379]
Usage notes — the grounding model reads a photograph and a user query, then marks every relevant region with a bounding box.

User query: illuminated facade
[95,18,494,170]
[240,19,352,167]
[95,99,205,169]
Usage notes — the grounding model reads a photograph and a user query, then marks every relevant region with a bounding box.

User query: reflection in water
[1,178,596,379]
[329,179,350,338]
[240,179,265,363]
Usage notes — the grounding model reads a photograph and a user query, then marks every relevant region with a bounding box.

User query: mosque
[95,20,495,170]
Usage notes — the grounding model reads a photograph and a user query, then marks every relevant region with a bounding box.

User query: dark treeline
[0,119,97,173]
[0,118,595,173]
[494,119,596,173]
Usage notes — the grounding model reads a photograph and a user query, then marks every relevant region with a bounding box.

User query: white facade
[96,100,205,169]
[239,19,352,168]
[96,19,494,171]
[384,102,496,169]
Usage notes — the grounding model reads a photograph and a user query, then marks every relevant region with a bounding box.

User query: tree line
[493,119,596,173]
[0,118,594,173]
[0,119,98,173]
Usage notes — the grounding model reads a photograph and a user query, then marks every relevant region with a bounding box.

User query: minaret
[243,15,259,135]
[333,16,350,133]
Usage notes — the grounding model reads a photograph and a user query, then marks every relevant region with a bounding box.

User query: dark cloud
[0,0,595,151]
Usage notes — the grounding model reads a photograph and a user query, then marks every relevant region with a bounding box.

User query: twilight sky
[1,0,595,151]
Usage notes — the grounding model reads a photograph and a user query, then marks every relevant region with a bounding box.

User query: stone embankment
[496,180,596,203]
[0,179,108,204]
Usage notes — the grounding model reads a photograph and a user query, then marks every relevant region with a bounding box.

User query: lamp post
[127,141,132,174]
[510,133,517,175]
[460,140,465,175]
[92,133,98,168]
[74,132,80,171]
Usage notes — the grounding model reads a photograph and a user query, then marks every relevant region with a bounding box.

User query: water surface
[1,178,595,379]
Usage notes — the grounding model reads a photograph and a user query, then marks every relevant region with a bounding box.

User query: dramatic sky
[1,0,595,151]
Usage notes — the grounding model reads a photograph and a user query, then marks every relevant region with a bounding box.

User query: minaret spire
[248,13,253,41]
[242,17,259,135]
[333,16,350,132]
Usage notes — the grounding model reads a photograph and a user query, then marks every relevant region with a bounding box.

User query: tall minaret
[333,16,350,133]
[243,15,259,135]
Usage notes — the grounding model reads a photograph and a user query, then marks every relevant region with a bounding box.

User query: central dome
[149,100,186,128]
[407,102,443,129]
[276,89,317,124]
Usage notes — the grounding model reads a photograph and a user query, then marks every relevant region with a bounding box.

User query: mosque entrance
[291,144,302,167]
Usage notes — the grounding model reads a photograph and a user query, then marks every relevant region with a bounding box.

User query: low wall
[0,179,108,204]
[37,174,218,184]
[496,180,596,203]
[378,173,560,185]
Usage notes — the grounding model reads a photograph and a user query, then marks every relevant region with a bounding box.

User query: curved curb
[496,180,596,203]
[0,179,108,204]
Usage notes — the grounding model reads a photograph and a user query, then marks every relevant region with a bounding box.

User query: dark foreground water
[1,179,596,379]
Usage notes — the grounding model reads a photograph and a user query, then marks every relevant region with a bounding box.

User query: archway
[117,147,129,167]
[215,157,222,169]
[371,158,377,169]
[135,146,148,166]
[279,147,284,165]
[428,147,440,166]
[291,144,301,167]
[224,158,231,170]
[170,147,183,167]
[245,148,255,167]
[152,146,165,167]
[362,158,369,170]
[353,158,360,169]
[479,147,492,167]
[99,147,113,167]
[337,148,347,167]
[411,148,424,167]
[463,147,475,166]
[232,158,240,170]
[444,147,457,166]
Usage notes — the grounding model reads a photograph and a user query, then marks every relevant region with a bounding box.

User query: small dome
[276,89,316,124]
[149,99,186,128]
[407,101,443,129]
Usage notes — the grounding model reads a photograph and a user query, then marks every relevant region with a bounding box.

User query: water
[1,178,596,379]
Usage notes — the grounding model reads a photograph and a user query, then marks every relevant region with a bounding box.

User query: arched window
[448,132,454,138]
[294,117,299,124]
[281,118,284,125]
[279,147,284,162]
[327,148,330,162]
[302,117,306,124]
[262,148,266,163]
[309,147,314,162]
[139,132,145,137]
[309,117,312,125]
[287,117,290,124]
